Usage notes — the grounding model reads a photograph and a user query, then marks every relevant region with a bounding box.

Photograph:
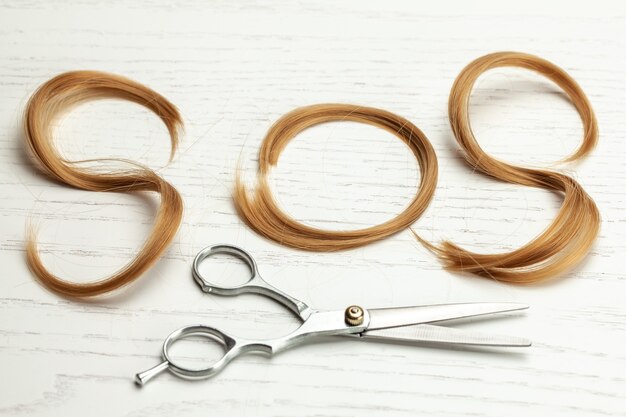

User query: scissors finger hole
[194,246,256,289]
[165,330,229,372]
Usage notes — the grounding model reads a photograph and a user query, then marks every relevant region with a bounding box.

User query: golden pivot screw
[344,305,364,326]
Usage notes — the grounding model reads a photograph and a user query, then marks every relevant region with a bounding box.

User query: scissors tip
[134,374,146,387]
[134,360,169,387]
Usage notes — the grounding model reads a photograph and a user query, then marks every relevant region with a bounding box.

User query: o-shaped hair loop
[234,103,438,251]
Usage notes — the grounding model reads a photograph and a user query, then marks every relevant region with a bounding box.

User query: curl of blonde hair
[417,51,600,283]
[24,71,184,297]
[233,103,438,251]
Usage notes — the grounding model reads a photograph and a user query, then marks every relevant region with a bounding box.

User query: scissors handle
[135,325,251,385]
[136,309,369,386]
[192,244,311,320]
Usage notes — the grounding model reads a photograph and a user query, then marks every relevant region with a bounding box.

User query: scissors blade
[367,303,528,331]
[359,324,532,347]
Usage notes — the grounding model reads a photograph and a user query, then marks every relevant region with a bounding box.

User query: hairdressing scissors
[136,244,531,386]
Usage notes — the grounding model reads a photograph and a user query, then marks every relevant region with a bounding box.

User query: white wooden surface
[1,1,625,416]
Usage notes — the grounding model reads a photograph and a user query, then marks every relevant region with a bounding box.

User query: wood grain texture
[0,1,625,416]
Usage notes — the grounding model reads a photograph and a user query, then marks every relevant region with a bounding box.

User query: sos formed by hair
[233,103,438,251]
[24,71,184,297]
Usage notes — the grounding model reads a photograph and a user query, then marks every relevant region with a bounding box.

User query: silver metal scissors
[136,244,531,386]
